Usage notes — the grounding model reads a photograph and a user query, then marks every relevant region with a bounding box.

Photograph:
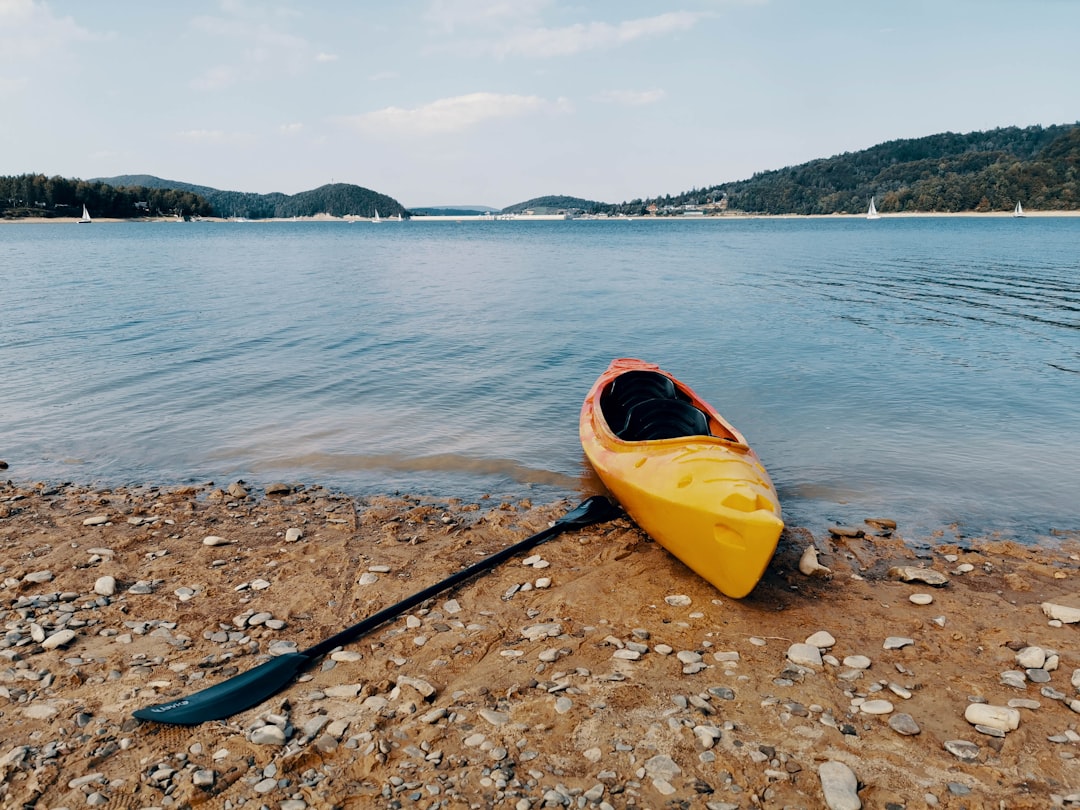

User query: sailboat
[1014,201,1025,218]
[78,204,92,224]
[372,208,382,223]
[866,197,880,220]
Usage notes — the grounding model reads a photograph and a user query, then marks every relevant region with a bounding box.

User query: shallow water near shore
[1,217,1077,542]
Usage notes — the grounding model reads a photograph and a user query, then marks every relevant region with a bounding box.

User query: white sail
[866,197,880,220]
[1014,201,1025,218]
[79,204,92,223]
[372,209,381,223]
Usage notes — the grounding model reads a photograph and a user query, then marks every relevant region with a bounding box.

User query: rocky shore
[2,478,1079,809]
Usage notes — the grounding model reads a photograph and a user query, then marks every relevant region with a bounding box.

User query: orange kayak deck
[580,358,783,598]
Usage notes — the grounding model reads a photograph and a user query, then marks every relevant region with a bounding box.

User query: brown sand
[1,479,1079,808]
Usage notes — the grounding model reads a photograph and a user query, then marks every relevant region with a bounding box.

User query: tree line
[612,123,1079,216]
[0,174,212,219]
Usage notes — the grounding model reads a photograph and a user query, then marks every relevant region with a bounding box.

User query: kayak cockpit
[600,370,714,441]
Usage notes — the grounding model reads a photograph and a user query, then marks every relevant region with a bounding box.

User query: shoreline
[2,477,1079,808]
[4,210,1080,224]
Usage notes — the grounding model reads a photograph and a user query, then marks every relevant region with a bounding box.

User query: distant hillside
[93,176,407,219]
[91,174,219,198]
[596,123,1078,216]
[712,123,1080,215]
[1,174,212,219]
[501,195,604,214]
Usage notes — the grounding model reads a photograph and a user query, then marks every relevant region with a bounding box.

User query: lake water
[2,217,1077,544]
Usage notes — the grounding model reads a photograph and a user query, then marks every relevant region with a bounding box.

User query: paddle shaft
[304,514,573,659]
[132,496,619,724]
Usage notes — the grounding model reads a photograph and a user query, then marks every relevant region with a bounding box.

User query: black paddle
[133,496,621,725]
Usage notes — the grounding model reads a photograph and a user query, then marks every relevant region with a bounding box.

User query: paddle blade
[133,653,310,726]
[556,495,621,528]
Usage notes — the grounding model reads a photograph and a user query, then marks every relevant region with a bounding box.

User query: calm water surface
[2,217,1077,543]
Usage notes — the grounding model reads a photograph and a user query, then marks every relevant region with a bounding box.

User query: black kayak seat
[600,370,680,434]
[617,397,712,441]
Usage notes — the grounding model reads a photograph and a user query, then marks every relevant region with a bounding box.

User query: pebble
[42,629,76,650]
[1016,646,1046,668]
[806,630,835,648]
[964,703,1020,733]
[888,566,949,586]
[883,636,914,650]
[202,535,231,546]
[358,573,379,585]
[818,760,861,809]
[1041,602,1080,623]
[1000,670,1027,689]
[828,524,864,539]
[787,643,823,667]
[250,725,287,745]
[943,740,980,761]
[909,593,934,605]
[889,713,921,735]
[94,575,116,596]
[665,595,692,607]
[83,514,110,526]
[859,699,893,715]
[285,527,303,542]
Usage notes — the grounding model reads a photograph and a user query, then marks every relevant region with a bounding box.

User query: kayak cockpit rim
[593,368,750,450]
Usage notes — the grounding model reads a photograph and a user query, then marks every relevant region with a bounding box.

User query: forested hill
[610,123,1077,216]
[502,195,603,214]
[1,174,407,220]
[0,174,213,219]
[94,176,407,219]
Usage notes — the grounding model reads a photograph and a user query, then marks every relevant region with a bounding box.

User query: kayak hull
[580,358,783,598]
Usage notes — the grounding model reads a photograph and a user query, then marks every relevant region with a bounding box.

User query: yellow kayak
[580,358,784,598]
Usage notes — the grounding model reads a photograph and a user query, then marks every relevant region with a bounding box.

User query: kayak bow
[580,358,783,598]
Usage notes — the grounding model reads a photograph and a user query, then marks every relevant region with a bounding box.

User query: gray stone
[944,739,980,761]
[818,760,861,810]
[787,643,823,667]
[250,725,287,745]
[883,636,914,650]
[888,713,921,735]
[888,566,949,586]
[643,753,681,781]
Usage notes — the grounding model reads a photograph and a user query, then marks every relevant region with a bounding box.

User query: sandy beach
[2,477,1079,809]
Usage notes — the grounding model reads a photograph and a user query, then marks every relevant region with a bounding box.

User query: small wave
[249,451,580,489]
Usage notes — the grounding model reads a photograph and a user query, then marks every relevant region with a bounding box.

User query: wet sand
[1,478,1079,808]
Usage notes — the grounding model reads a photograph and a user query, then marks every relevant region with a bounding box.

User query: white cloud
[596,89,666,106]
[424,0,552,33]
[493,12,704,58]
[187,6,315,89]
[343,92,570,136]
[0,0,96,62]
[190,65,240,91]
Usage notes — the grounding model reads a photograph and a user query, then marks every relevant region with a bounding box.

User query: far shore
[4,210,1079,225]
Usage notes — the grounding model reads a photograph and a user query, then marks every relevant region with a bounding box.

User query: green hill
[0,174,213,219]
[603,123,1079,216]
[501,195,605,214]
[93,176,407,219]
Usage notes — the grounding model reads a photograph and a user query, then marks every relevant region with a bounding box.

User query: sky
[1,0,1078,209]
